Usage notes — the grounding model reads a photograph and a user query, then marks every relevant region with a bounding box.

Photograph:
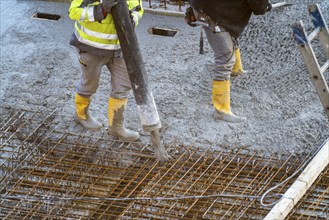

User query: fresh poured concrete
[1,0,328,157]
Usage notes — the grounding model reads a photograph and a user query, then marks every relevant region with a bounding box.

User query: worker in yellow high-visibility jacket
[69,0,143,141]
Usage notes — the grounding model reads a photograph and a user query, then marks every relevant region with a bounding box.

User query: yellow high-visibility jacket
[69,0,143,52]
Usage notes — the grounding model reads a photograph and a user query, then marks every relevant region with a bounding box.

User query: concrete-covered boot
[108,97,140,142]
[212,80,246,123]
[75,93,103,130]
[231,48,246,77]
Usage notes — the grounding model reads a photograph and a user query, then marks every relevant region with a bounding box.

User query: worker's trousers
[75,51,132,99]
[204,24,236,81]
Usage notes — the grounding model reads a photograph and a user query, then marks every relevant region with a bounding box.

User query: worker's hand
[185,7,197,27]
[102,0,118,13]
[129,11,138,28]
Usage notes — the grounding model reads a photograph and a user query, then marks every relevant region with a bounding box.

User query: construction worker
[68,0,143,141]
[185,0,271,123]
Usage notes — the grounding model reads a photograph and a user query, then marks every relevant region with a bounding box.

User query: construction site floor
[0,108,328,219]
[1,0,328,156]
[1,0,329,219]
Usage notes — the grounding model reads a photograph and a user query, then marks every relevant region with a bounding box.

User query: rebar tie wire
[1,138,327,207]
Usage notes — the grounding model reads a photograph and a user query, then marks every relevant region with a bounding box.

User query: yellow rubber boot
[231,48,245,77]
[75,93,102,130]
[108,97,140,142]
[212,80,246,123]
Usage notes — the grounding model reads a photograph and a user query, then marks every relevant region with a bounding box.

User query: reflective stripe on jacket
[69,0,143,51]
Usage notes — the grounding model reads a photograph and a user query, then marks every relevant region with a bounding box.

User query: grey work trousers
[204,24,236,81]
[75,51,132,99]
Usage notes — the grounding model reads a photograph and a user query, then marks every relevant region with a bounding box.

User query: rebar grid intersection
[0,108,328,219]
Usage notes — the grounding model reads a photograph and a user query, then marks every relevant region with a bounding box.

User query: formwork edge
[264,139,329,220]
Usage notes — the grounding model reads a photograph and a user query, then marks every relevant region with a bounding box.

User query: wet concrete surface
[1,0,328,157]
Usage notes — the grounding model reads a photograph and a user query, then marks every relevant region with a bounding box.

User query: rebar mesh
[0,108,328,219]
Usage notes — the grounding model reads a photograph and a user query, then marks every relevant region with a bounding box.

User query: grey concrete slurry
[1,0,328,157]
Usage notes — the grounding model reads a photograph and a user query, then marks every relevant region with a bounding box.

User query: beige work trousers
[204,24,236,81]
[75,51,132,99]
